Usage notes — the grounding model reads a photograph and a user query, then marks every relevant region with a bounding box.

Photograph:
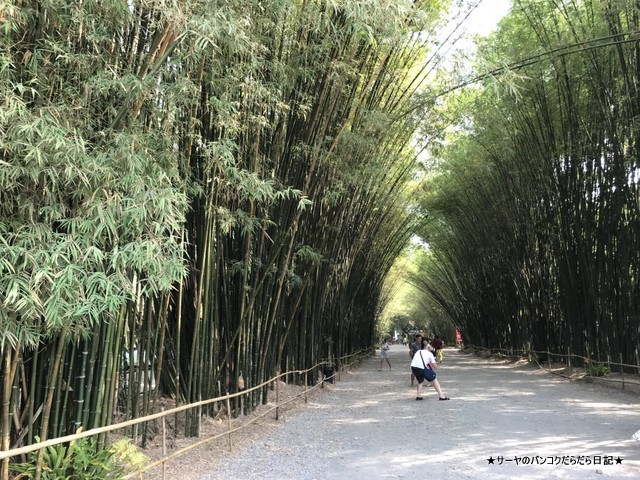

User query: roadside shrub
[585,363,610,377]
[10,437,147,480]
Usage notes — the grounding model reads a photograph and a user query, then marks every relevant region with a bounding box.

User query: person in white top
[378,338,391,371]
[409,346,450,401]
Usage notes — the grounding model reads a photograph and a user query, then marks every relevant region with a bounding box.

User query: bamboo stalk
[174,232,185,427]
[153,293,170,413]
[55,341,75,438]
[127,305,137,440]
[141,300,154,448]
[34,333,66,480]
[1,345,18,480]
[83,322,101,430]
[105,303,128,439]
[74,341,89,432]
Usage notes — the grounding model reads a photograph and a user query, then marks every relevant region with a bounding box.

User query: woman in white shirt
[410,347,450,401]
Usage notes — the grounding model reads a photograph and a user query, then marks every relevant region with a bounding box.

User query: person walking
[408,334,423,386]
[410,346,450,401]
[378,338,391,371]
[432,335,444,363]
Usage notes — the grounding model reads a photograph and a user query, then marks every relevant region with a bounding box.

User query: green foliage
[585,364,610,377]
[9,437,147,480]
[379,244,457,342]
[294,245,323,265]
[412,0,640,369]
[0,0,455,451]
[0,0,188,347]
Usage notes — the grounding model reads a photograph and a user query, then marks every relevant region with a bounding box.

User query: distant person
[402,336,408,346]
[410,346,450,401]
[432,335,444,363]
[408,334,423,386]
[378,338,391,371]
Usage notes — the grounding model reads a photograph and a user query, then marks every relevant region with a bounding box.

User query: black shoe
[416,397,424,401]
[439,397,450,401]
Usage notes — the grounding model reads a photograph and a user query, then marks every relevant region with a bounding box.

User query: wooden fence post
[567,347,572,376]
[620,353,625,390]
[226,398,232,452]
[275,373,280,421]
[304,371,308,403]
[161,408,166,480]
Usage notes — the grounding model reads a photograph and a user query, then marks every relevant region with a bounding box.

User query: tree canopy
[0,0,454,468]
[412,0,639,366]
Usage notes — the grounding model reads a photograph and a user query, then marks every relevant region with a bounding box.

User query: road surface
[199,345,640,479]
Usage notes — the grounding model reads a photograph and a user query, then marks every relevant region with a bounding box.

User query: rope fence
[0,348,372,478]
[464,344,640,389]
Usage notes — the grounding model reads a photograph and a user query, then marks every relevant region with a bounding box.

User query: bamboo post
[567,347,572,376]
[304,371,308,403]
[226,398,232,452]
[275,374,280,421]
[620,353,624,390]
[161,408,166,480]
[547,350,551,371]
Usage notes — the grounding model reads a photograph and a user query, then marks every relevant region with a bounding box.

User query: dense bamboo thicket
[0,0,450,467]
[415,0,640,367]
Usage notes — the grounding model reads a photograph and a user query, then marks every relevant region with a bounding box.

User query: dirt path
[199,345,640,479]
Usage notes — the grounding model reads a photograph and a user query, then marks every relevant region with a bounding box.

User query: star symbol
[487,456,495,464]
[615,457,623,464]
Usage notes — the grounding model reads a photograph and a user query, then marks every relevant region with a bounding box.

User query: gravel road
[199,345,640,480]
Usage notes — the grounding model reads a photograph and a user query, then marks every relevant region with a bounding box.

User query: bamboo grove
[414,0,640,368]
[0,0,450,467]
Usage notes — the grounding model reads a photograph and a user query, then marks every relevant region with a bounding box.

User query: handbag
[420,351,437,382]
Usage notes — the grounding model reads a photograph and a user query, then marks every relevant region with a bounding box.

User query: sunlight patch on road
[351,400,382,408]
[559,399,640,416]
[458,389,536,400]
[332,417,380,425]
